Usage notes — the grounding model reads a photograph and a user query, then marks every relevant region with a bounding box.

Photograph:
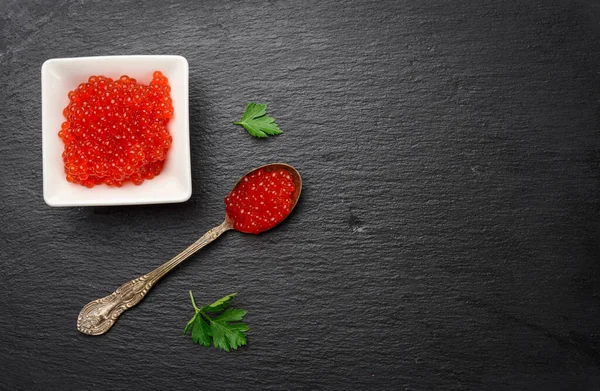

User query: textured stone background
[1,0,599,389]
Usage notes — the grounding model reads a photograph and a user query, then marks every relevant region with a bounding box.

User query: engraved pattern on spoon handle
[77,219,233,336]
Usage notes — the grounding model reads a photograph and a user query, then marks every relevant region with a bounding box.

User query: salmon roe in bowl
[59,71,173,188]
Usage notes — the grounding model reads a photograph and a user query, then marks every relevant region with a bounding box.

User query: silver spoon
[77,163,302,335]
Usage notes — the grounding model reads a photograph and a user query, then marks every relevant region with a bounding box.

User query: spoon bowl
[228,163,302,232]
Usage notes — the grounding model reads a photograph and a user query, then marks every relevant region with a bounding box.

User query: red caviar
[59,71,173,188]
[224,168,296,234]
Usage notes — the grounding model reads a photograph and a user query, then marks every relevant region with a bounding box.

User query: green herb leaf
[201,292,237,313]
[210,318,248,352]
[214,308,247,322]
[233,102,283,138]
[185,311,212,347]
[184,291,248,351]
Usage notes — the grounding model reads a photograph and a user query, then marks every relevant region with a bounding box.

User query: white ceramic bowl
[41,55,191,207]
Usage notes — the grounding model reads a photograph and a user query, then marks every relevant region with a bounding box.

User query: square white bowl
[41,55,191,207]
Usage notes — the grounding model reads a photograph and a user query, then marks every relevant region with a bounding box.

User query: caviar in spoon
[77,163,302,335]
[225,167,297,234]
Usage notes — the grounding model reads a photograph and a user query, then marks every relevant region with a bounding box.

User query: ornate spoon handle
[77,219,233,336]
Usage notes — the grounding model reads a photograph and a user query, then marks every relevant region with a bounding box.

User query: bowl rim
[41,54,192,207]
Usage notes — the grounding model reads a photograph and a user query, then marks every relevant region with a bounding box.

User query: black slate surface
[1,0,600,389]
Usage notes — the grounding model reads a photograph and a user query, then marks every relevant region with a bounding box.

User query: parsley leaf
[184,291,248,351]
[201,293,237,313]
[233,102,283,138]
[184,311,211,347]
